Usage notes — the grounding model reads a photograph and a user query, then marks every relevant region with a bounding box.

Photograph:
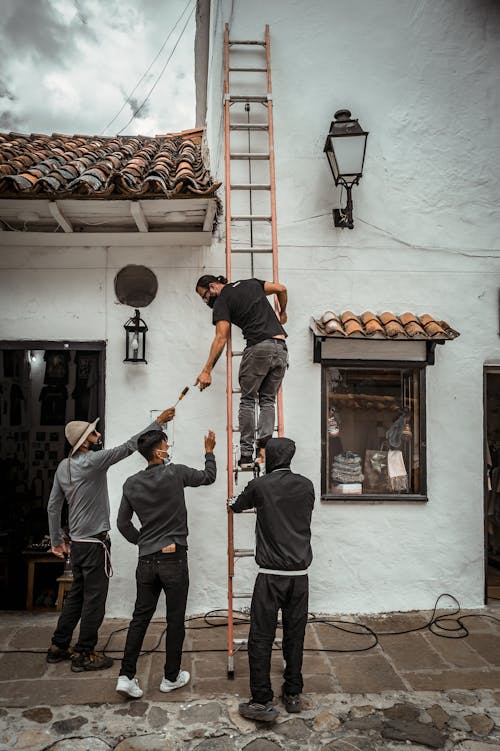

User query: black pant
[248,573,308,704]
[120,553,189,681]
[52,537,110,653]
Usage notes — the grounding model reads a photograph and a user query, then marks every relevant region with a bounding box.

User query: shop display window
[322,364,426,500]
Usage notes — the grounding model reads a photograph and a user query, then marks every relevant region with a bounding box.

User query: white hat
[65,418,100,456]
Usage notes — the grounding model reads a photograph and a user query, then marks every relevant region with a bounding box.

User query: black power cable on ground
[1,593,499,658]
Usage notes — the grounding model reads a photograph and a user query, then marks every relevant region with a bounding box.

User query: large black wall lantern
[324,109,368,229]
[124,309,148,363]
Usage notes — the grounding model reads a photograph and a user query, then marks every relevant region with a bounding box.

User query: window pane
[324,366,423,496]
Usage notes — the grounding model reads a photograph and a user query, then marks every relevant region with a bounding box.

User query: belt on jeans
[259,567,308,576]
[70,533,113,578]
[261,338,287,348]
[91,531,109,541]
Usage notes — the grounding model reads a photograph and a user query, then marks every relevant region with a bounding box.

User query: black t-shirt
[212,279,286,347]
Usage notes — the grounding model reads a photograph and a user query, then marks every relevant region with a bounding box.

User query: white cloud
[0,0,196,137]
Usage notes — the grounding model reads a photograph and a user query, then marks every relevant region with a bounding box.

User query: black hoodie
[230,438,314,571]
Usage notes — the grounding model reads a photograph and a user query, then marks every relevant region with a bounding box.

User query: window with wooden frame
[321,362,427,501]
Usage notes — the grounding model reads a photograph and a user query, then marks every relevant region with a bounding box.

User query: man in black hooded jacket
[229,437,314,722]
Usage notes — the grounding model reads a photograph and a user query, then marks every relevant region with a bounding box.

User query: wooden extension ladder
[223,24,284,678]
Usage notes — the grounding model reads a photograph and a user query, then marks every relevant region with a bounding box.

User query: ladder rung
[230,124,269,131]
[233,593,253,598]
[231,215,271,222]
[232,387,241,394]
[230,152,269,160]
[229,40,266,46]
[229,95,268,102]
[230,183,271,190]
[234,549,254,557]
[233,638,248,646]
[229,67,267,72]
[230,247,273,254]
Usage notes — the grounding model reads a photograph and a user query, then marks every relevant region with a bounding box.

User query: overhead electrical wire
[116,1,196,136]
[99,0,194,135]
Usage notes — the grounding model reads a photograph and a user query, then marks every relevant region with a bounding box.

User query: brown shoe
[71,651,114,672]
[46,644,72,663]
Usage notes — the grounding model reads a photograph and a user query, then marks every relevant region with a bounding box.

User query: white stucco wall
[1,0,499,618]
[200,0,500,614]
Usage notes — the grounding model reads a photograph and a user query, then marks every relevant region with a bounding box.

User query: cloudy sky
[0,0,197,137]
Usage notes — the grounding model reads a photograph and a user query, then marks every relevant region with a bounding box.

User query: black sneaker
[46,644,72,663]
[238,700,278,722]
[71,651,114,672]
[238,455,255,469]
[282,693,302,713]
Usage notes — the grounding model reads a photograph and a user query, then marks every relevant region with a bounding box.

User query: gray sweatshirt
[47,421,159,547]
[117,453,216,556]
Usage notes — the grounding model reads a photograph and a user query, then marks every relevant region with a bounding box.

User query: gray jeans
[238,338,288,456]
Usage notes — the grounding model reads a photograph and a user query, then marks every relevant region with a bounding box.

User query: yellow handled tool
[174,386,190,407]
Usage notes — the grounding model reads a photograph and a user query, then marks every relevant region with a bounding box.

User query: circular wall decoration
[114,265,158,308]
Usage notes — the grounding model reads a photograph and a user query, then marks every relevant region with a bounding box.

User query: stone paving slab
[422,633,492,670]
[406,669,500,692]
[378,633,449,671]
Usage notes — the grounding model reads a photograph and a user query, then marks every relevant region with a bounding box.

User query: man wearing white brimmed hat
[46,407,175,672]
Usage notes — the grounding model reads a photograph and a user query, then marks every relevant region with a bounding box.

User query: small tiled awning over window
[310,310,460,364]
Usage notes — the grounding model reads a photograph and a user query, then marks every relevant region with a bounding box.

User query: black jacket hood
[265,437,296,473]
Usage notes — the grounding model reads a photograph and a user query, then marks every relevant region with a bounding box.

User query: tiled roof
[0,128,220,199]
[310,310,460,340]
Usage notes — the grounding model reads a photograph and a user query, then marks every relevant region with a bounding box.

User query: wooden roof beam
[130,201,149,233]
[48,200,73,233]
[203,198,217,232]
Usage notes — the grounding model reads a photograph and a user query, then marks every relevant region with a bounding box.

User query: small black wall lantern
[124,309,148,363]
[324,109,369,229]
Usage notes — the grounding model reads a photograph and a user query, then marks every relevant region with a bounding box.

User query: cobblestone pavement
[0,604,499,750]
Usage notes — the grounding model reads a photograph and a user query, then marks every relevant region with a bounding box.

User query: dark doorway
[485,367,500,604]
[0,341,105,610]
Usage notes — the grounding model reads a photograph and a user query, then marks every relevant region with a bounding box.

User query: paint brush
[174,386,190,407]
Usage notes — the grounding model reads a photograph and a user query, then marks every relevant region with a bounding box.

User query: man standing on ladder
[194,274,288,469]
[229,437,315,721]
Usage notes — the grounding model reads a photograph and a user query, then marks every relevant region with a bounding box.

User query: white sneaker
[116,674,143,699]
[160,670,190,693]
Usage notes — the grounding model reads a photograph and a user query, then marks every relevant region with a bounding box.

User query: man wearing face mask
[195,274,288,469]
[115,427,216,699]
[46,408,175,672]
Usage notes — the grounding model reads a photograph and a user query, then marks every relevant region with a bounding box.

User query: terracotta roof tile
[311,310,460,340]
[360,311,385,335]
[0,129,220,199]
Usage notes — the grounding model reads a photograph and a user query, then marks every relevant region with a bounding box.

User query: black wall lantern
[124,309,148,363]
[324,109,369,229]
